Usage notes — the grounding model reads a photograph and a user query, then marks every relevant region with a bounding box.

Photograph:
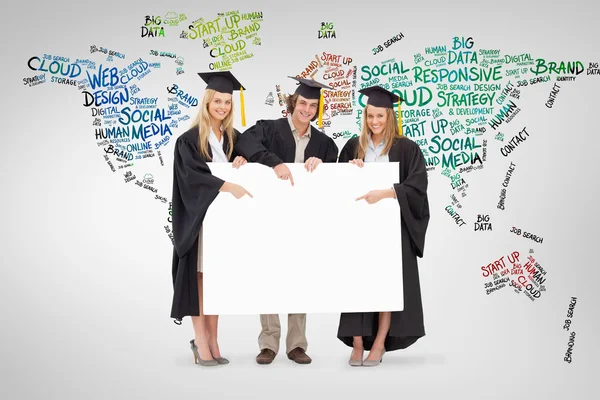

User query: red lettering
[512,251,520,262]
[493,261,502,272]
[498,256,506,268]
[524,261,536,275]
[518,275,528,286]
[481,265,491,277]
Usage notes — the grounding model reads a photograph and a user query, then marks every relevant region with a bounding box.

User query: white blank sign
[202,163,403,315]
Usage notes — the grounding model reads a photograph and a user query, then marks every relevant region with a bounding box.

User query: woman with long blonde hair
[337,85,430,367]
[171,71,252,367]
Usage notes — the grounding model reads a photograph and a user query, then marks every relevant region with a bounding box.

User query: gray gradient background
[1,0,599,399]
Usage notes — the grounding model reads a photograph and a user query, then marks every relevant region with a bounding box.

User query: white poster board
[202,162,404,314]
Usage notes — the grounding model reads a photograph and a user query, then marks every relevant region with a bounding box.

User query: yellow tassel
[318,90,324,128]
[397,102,403,136]
[240,86,246,127]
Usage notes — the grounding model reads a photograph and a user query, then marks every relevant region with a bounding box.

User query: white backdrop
[203,163,403,314]
[1,0,598,399]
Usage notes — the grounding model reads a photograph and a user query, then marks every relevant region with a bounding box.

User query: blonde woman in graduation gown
[337,85,430,367]
[171,71,252,366]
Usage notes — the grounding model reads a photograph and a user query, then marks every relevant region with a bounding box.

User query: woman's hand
[229,183,253,199]
[349,159,364,168]
[355,188,395,204]
[232,156,247,169]
[220,182,253,199]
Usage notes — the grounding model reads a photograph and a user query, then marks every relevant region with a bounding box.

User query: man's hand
[273,163,294,186]
[304,157,323,173]
[232,156,247,169]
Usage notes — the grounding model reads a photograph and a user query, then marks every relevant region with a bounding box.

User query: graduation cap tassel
[318,90,324,128]
[240,85,246,127]
[397,103,403,136]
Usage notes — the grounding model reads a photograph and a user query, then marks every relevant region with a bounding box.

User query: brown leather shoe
[256,349,276,364]
[287,347,312,364]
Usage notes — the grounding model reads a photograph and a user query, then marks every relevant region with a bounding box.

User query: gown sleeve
[230,129,241,160]
[172,136,225,257]
[324,136,340,163]
[235,120,284,168]
[393,142,430,258]
[337,139,356,163]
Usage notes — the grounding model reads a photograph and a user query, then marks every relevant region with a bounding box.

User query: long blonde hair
[356,105,401,159]
[191,89,235,160]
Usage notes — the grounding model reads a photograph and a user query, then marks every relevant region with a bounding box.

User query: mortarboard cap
[198,71,245,94]
[288,77,334,128]
[359,85,405,135]
[288,76,333,99]
[197,71,247,126]
[358,85,402,109]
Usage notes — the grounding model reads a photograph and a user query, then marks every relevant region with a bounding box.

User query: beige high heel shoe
[211,352,230,365]
[190,339,218,366]
[362,348,385,367]
[348,348,364,367]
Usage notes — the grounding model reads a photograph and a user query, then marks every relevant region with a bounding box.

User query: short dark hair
[285,93,320,122]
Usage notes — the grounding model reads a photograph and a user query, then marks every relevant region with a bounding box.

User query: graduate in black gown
[337,85,430,367]
[234,77,339,365]
[235,77,339,185]
[171,71,253,367]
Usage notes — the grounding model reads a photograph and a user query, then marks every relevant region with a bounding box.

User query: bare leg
[191,272,214,360]
[351,336,364,361]
[365,312,391,361]
[206,315,223,358]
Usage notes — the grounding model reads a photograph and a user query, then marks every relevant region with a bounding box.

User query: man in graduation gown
[235,77,339,185]
[337,85,430,358]
[234,77,339,365]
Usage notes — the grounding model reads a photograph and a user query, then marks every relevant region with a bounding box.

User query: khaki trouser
[258,314,307,354]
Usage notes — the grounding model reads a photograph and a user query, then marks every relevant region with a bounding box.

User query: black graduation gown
[170,126,240,322]
[336,136,430,351]
[234,118,339,165]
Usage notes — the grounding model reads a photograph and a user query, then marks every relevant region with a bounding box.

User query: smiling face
[292,94,319,124]
[207,91,232,122]
[366,105,388,135]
